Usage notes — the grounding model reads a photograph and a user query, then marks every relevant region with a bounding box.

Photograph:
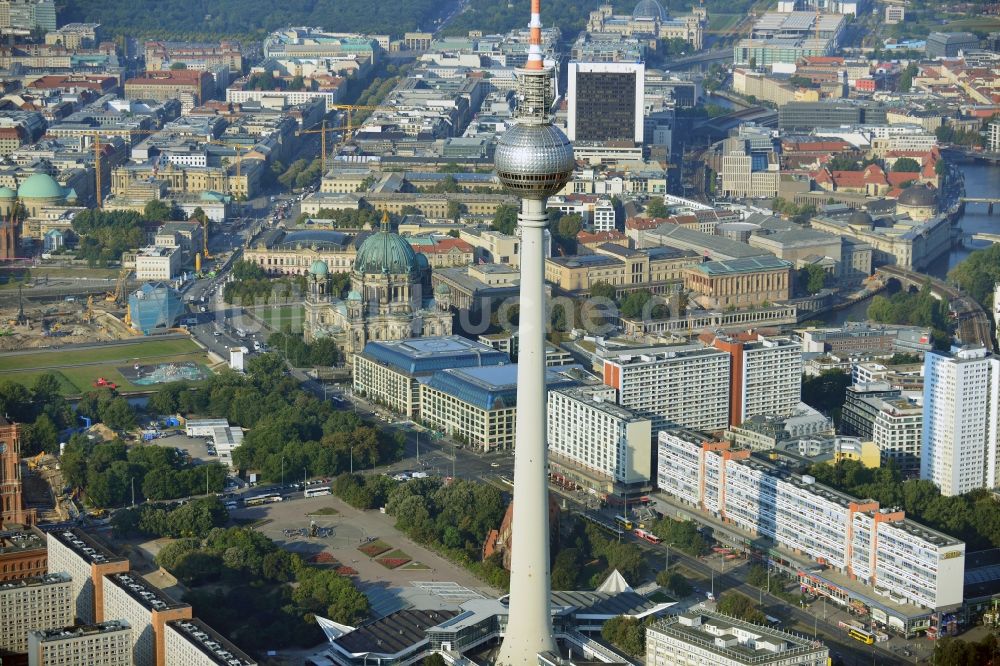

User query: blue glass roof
[128,283,184,334]
[425,364,584,411]
[361,336,509,375]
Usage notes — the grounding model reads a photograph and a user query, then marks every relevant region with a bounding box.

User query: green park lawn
[942,17,1000,31]
[707,13,742,32]
[0,339,213,395]
[257,303,306,331]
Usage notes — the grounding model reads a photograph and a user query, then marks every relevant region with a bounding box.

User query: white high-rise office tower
[492,0,575,660]
[920,347,1000,497]
[993,283,1000,344]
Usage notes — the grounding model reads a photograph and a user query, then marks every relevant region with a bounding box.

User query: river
[821,161,1000,325]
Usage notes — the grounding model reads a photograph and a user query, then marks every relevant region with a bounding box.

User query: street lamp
[281,456,285,488]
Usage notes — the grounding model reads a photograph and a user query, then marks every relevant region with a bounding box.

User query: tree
[826,154,861,171]
[144,199,172,221]
[552,548,581,590]
[556,213,582,239]
[590,282,617,300]
[892,157,921,173]
[798,264,830,295]
[169,61,187,69]
[898,63,918,93]
[0,381,33,423]
[801,369,852,417]
[22,414,58,456]
[601,616,646,657]
[645,197,668,219]
[656,570,692,597]
[231,259,267,281]
[717,592,767,624]
[446,199,464,222]
[652,518,708,555]
[100,398,137,431]
[491,204,517,235]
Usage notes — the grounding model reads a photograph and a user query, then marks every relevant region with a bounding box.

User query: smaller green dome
[347,290,362,301]
[0,187,15,199]
[17,173,65,200]
[310,259,329,277]
[435,283,451,295]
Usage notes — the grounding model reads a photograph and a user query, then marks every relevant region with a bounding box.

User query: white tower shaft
[496,197,557,663]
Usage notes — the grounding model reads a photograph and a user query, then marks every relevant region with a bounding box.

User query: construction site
[22,451,76,524]
[0,269,139,351]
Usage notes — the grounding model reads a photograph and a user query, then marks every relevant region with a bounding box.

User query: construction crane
[191,211,211,261]
[203,141,248,184]
[328,104,379,143]
[81,129,158,209]
[298,105,379,173]
[105,268,130,306]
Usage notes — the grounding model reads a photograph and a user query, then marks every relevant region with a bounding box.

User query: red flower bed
[359,542,391,557]
[309,552,338,564]
[376,557,411,569]
[336,566,358,576]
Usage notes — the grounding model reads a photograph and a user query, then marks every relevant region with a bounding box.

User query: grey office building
[926,32,980,58]
[779,101,888,131]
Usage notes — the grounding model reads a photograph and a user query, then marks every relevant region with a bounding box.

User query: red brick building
[0,417,33,527]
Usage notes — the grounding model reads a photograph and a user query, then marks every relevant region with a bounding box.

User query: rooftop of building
[424,364,588,410]
[269,228,358,251]
[548,254,622,269]
[432,266,522,295]
[0,527,45,554]
[645,223,771,259]
[649,610,827,664]
[337,609,461,655]
[360,335,509,375]
[137,245,177,257]
[106,572,190,612]
[550,384,645,422]
[688,255,793,277]
[186,418,230,427]
[48,529,126,566]
[31,620,131,643]
[125,69,208,85]
[751,227,840,247]
[167,618,256,665]
[0,572,70,592]
[601,343,728,365]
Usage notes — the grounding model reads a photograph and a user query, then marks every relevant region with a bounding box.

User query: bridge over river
[875,265,994,351]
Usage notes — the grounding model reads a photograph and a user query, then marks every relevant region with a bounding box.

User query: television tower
[493,0,575,662]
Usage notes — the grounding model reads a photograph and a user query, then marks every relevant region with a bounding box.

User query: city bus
[633,528,662,544]
[848,628,875,645]
[244,493,283,506]
[304,486,332,498]
[614,515,634,530]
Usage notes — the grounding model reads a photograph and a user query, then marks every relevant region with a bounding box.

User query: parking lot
[149,432,218,465]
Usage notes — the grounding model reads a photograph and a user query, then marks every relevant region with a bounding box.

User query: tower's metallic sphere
[494,123,575,198]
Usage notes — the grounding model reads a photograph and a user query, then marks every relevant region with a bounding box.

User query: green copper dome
[0,187,15,199]
[310,259,329,277]
[353,219,419,275]
[18,173,66,200]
